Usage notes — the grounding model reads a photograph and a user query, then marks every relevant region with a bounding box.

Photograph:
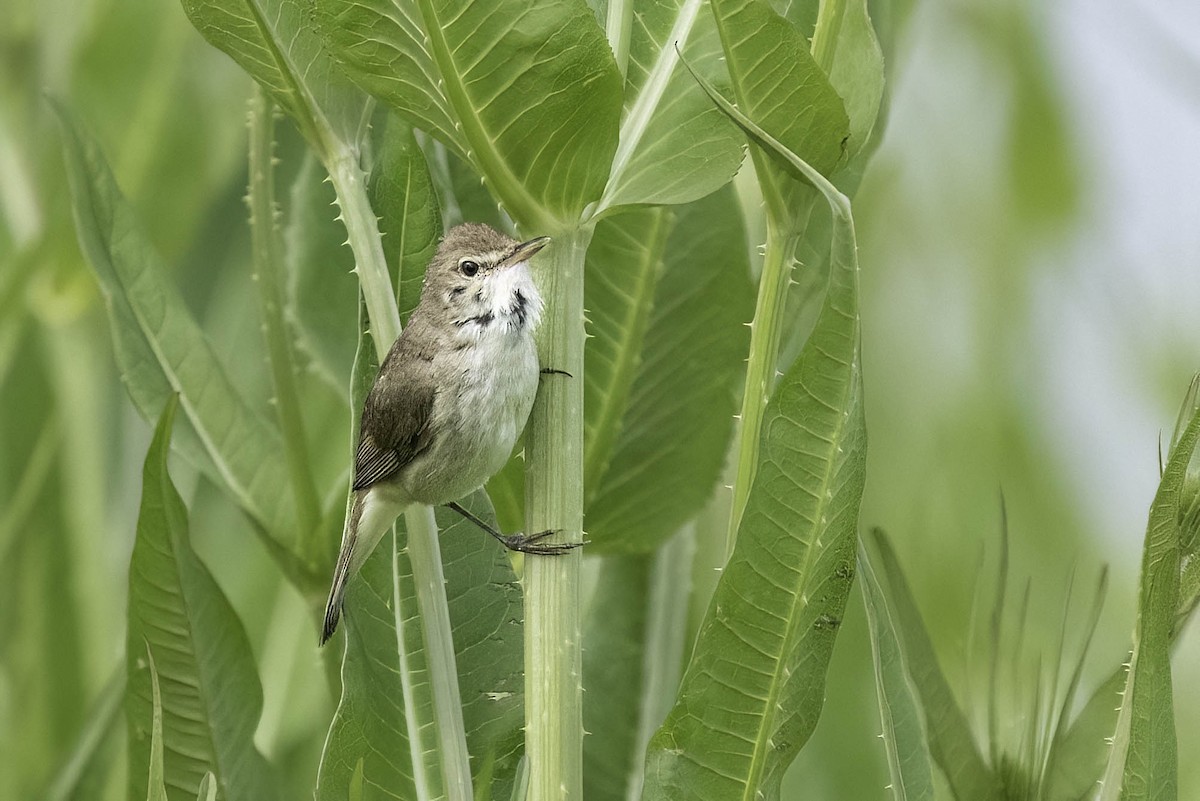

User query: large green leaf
[586,187,754,553]
[641,97,865,800]
[316,0,623,228]
[595,0,744,213]
[1047,667,1125,801]
[179,0,369,150]
[858,542,935,801]
[370,115,442,325]
[317,491,525,801]
[126,397,280,801]
[583,207,671,500]
[55,105,307,582]
[1098,405,1200,801]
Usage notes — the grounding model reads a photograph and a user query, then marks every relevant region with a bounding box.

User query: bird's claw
[501,529,584,555]
[540,368,573,378]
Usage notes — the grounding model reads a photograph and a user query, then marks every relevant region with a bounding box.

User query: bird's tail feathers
[320,490,404,645]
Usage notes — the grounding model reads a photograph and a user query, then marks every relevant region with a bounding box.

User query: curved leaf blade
[126,398,280,801]
[641,102,865,800]
[597,0,744,212]
[586,186,753,553]
[318,0,623,227]
[55,105,304,576]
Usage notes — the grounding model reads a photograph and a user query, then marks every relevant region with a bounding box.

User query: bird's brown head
[418,223,548,338]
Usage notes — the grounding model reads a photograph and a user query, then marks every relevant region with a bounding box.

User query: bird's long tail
[321,491,399,645]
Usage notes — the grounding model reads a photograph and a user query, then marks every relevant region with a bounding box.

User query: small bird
[321,223,577,644]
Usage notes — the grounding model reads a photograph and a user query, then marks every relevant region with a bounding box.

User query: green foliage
[643,85,867,800]
[315,0,623,229]
[22,1,1194,801]
[858,542,935,801]
[126,398,279,801]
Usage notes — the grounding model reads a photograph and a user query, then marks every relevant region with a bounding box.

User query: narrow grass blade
[126,398,280,801]
[859,542,935,801]
[145,648,168,801]
[642,76,865,800]
[870,531,1004,801]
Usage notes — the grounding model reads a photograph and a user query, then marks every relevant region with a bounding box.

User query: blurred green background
[2,0,1199,798]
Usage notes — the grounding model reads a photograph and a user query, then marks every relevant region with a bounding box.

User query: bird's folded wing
[352,380,436,490]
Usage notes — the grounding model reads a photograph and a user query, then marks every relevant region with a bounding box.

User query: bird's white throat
[454,261,543,341]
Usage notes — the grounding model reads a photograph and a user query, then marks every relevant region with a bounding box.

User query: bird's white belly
[402,332,538,505]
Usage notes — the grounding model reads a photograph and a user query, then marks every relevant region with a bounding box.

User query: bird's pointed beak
[501,236,551,267]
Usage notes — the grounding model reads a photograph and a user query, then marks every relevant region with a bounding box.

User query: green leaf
[641,96,865,800]
[1047,667,1125,801]
[178,0,369,150]
[583,556,652,801]
[1098,405,1200,800]
[708,0,849,221]
[145,649,168,801]
[55,103,307,582]
[316,0,623,228]
[317,492,525,801]
[583,207,671,501]
[126,397,280,801]
[825,0,886,161]
[870,531,1004,801]
[586,186,754,553]
[369,114,442,325]
[595,0,744,213]
[858,542,935,801]
[285,151,359,391]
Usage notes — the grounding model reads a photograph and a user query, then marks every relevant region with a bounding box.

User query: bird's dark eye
[459,260,480,277]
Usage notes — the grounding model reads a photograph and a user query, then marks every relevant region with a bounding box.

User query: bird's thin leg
[444,501,581,555]
[540,367,573,378]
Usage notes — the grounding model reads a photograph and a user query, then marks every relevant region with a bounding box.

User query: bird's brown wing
[352,360,437,491]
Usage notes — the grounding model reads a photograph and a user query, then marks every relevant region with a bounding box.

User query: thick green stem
[524,225,592,801]
[810,0,848,72]
[248,88,322,554]
[326,140,472,801]
[727,232,799,551]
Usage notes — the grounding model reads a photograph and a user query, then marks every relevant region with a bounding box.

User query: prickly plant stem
[524,225,593,801]
[727,230,799,553]
[247,87,321,555]
[324,135,473,801]
[605,0,633,79]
